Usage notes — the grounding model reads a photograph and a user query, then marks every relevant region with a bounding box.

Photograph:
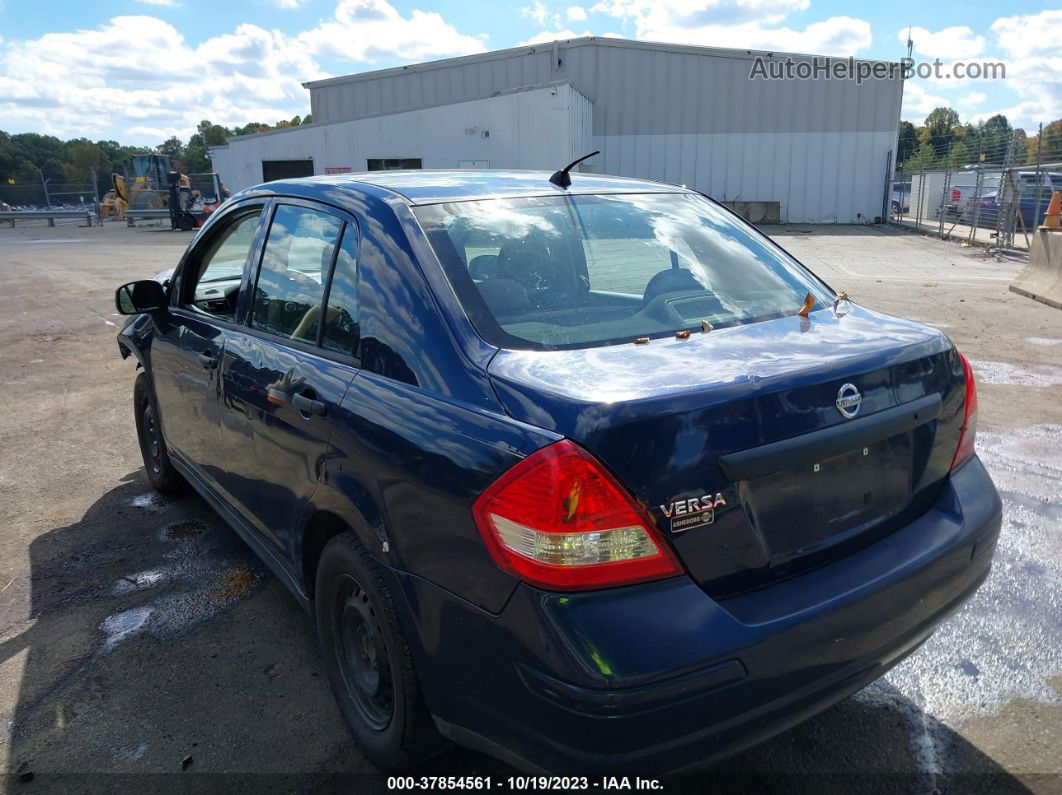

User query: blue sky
[1,0,1059,144]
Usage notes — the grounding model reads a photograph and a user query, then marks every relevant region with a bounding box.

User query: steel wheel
[133,372,185,494]
[334,575,395,731]
[140,397,162,476]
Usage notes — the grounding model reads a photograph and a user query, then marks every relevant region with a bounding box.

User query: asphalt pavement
[0,221,1059,792]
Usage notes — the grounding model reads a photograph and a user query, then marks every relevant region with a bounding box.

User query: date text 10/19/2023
[387,777,665,791]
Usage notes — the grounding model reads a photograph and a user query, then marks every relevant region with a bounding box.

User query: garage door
[262,159,315,182]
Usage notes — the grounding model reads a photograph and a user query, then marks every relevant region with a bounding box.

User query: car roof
[242,169,689,206]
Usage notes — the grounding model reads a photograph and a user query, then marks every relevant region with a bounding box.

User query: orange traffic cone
[1042,190,1061,230]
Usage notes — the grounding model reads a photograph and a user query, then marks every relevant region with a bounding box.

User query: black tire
[315,532,444,768]
[133,372,186,494]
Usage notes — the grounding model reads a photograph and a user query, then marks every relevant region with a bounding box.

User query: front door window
[183,210,263,320]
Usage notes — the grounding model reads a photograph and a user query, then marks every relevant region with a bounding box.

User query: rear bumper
[396,457,1001,775]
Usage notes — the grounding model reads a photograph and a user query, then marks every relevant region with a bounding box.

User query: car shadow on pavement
[2,475,1032,792]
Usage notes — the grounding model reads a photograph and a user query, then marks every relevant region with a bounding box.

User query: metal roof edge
[302,36,902,91]
[224,81,580,144]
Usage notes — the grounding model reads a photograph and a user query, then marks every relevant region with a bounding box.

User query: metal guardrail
[0,210,98,228]
[126,209,171,227]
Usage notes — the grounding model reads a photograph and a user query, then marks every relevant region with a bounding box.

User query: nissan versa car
[114,168,1000,775]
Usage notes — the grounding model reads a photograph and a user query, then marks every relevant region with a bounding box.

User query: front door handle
[292,391,326,417]
[197,352,217,370]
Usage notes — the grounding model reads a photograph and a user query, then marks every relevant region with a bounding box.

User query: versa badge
[660,493,727,534]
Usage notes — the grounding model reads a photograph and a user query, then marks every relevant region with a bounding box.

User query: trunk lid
[487,305,966,596]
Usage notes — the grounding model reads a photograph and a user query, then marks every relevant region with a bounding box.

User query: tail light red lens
[472,440,684,591]
[950,352,978,470]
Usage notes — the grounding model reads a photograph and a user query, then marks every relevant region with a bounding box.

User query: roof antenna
[549,150,599,188]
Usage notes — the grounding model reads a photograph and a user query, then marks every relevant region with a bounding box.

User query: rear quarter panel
[318,372,559,614]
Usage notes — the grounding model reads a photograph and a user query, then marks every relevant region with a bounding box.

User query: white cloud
[134,0,179,5]
[521,1,561,27]
[900,26,985,60]
[991,9,1062,59]
[591,0,809,28]
[269,0,307,8]
[588,0,870,56]
[985,10,1062,129]
[649,16,871,56]
[0,16,328,143]
[901,82,951,122]
[566,5,588,21]
[519,28,591,45]
[958,91,987,107]
[299,0,487,63]
[0,2,490,144]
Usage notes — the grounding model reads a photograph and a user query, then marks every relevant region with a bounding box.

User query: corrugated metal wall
[211,84,592,192]
[308,39,902,223]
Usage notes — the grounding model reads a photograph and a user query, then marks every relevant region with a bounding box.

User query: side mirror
[115,280,168,315]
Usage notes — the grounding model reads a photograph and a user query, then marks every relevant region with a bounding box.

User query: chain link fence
[0,181,99,211]
[887,124,1061,252]
[0,179,102,227]
[0,167,224,228]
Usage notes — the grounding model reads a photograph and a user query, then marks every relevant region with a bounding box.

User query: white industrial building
[209,37,904,223]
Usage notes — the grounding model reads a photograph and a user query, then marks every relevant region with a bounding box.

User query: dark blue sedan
[115,169,1000,775]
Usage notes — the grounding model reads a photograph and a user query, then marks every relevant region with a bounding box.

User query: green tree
[232,122,270,136]
[921,107,961,160]
[907,140,938,172]
[975,114,1012,165]
[10,133,67,181]
[63,140,107,183]
[897,120,917,164]
[947,140,971,168]
[0,131,17,182]
[158,136,185,160]
[183,120,231,174]
[1027,120,1062,164]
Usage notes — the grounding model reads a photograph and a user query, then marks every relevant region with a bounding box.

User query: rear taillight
[951,189,961,201]
[472,440,683,591]
[950,352,978,470]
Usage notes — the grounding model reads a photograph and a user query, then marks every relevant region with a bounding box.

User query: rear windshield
[414,192,835,351]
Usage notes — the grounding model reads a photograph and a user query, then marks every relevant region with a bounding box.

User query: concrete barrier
[1010,229,1062,310]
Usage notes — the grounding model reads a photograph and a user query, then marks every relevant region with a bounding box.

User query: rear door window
[251,204,342,342]
[320,224,360,355]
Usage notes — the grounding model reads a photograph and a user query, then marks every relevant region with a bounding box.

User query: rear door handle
[292,391,326,417]
[197,352,217,370]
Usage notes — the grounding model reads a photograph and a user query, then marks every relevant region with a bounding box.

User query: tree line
[4,107,1062,197]
[0,115,312,196]
[896,109,1062,173]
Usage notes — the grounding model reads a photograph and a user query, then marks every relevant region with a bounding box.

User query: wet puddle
[100,606,154,650]
[97,518,265,654]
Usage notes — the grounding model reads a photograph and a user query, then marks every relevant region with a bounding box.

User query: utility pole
[36,165,51,209]
[91,167,103,226]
